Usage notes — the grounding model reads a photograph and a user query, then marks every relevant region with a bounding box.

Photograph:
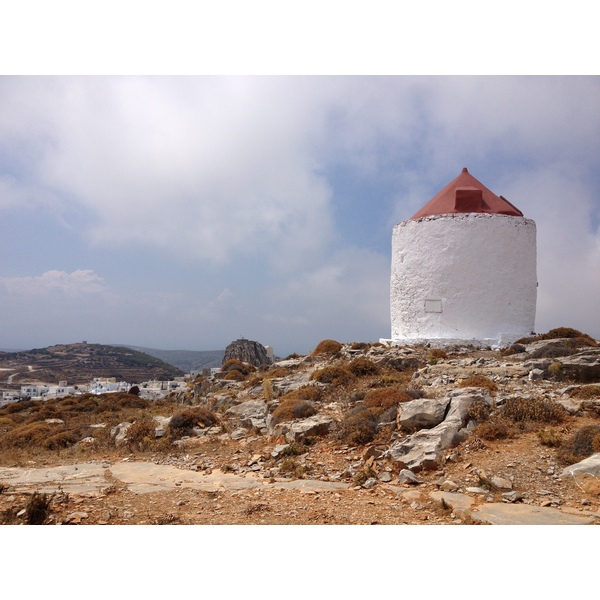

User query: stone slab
[471,503,597,525]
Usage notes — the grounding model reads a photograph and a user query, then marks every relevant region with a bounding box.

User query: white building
[384,168,537,349]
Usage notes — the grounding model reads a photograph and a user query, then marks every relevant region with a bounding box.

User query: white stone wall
[389,213,537,346]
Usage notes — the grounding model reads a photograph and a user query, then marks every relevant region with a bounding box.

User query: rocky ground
[1,333,600,525]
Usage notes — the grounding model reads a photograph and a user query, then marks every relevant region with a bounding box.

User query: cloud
[0,269,107,296]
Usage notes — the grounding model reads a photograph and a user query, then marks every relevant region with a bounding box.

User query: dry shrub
[43,429,82,450]
[279,458,305,478]
[25,491,52,525]
[221,359,254,378]
[568,385,600,399]
[271,398,317,427]
[548,362,563,380]
[428,349,448,363]
[502,397,566,424]
[347,357,380,377]
[264,367,291,379]
[311,339,343,356]
[224,370,245,381]
[537,428,563,448]
[459,375,498,395]
[472,416,515,441]
[363,387,412,410]
[168,407,218,438]
[557,425,600,465]
[0,421,57,449]
[516,327,598,347]
[529,346,578,359]
[339,407,380,446]
[280,386,323,403]
[127,417,158,451]
[350,342,369,351]
[310,365,354,387]
[466,399,492,423]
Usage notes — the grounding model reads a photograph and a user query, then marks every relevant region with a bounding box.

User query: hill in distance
[119,346,225,373]
[0,343,185,385]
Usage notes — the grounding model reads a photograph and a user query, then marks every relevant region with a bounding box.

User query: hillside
[0,343,184,386]
[1,330,599,525]
[119,346,224,372]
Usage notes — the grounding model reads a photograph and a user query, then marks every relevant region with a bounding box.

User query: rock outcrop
[223,338,272,368]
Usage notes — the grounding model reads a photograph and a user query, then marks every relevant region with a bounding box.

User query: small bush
[339,407,380,446]
[537,428,563,448]
[0,422,56,449]
[224,370,245,381]
[43,430,81,450]
[557,425,600,464]
[127,417,158,451]
[428,349,448,364]
[516,328,598,347]
[168,407,218,438]
[347,357,380,378]
[280,442,307,456]
[502,397,566,424]
[310,365,354,387]
[466,400,492,423]
[25,492,52,525]
[472,416,514,440]
[568,385,600,399]
[459,375,498,395]
[548,362,563,380]
[279,458,305,478]
[270,398,317,427]
[311,339,343,356]
[363,388,412,410]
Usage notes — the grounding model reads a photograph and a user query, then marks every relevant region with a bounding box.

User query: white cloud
[0,269,107,296]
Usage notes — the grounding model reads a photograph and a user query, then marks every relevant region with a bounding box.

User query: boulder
[282,415,333,443]
[397,397,450,431]
[110,422,132,446]
[387,390,490,472]
[560,453,600,494]
[557,349,600,383]
[225,400,268,421]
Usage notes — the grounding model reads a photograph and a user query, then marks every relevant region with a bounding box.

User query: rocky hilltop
[1,329,600,525]
[223,338,272,368]
[0,343,184,386]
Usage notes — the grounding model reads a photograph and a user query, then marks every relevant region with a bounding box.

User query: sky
[1,6,599,358]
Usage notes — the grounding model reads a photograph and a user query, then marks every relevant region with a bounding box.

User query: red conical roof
[411,168,523,219]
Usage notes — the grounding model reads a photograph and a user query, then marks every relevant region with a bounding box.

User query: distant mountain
[0,343,184,385]
[119,346,225,372]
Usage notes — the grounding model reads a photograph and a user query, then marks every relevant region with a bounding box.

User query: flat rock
[471,503,597,525]
[560,453,600,494]
[430,491,474,516]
